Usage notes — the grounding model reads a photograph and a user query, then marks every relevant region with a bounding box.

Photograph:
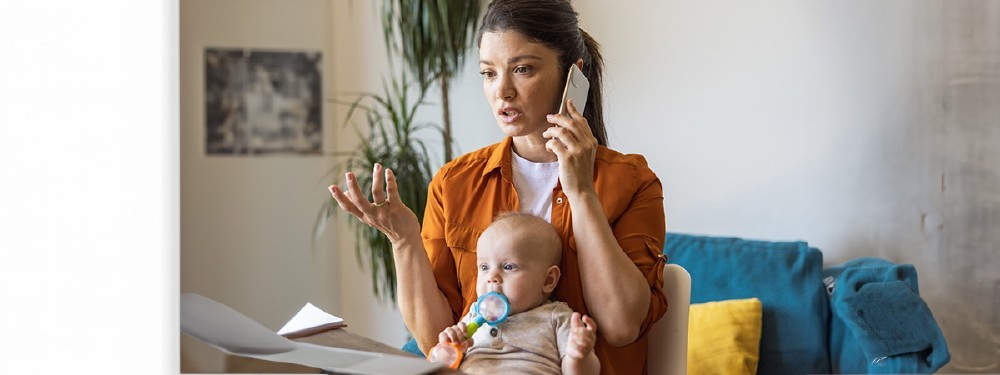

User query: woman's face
[479,31,564,138]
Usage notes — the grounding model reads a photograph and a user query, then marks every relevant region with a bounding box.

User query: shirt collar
[483,136,514,179]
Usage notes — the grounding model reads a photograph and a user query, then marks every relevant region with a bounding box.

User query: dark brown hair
[477,0,608,146]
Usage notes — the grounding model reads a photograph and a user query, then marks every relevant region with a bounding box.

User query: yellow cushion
[687,298,763,375]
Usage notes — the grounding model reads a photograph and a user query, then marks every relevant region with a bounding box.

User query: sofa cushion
[688,298,763,375]
[665,232,831,374]
[402,338,425,358]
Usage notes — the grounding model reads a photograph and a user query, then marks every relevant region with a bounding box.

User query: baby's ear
[542,265,561,293]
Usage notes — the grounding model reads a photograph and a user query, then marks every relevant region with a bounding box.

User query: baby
[437,212,600,374]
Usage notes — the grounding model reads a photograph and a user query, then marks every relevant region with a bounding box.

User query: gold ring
[373,199,389,207]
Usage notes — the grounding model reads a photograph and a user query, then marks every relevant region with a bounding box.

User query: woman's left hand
[543,99,597,198]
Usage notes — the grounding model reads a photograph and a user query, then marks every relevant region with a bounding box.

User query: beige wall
[181,0,417,372]
[179,0,339,372]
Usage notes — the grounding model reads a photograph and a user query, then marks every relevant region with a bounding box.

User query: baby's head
[475,212,562,315]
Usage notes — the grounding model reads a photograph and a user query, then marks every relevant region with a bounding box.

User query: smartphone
[557,64,590,116]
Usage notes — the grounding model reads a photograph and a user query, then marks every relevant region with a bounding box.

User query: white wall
[180,0,998,372]
[571,1,996,372]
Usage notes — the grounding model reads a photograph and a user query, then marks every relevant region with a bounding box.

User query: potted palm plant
[314,0,482,302]
[381,0,482,161]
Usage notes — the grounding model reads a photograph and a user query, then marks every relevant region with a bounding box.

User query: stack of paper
[278,302,346,339]
[180,294,441,374]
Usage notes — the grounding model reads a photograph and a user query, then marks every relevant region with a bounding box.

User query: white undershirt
[511,150,560,222]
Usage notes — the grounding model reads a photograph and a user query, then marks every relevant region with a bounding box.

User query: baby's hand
[565,312,597,360]
[438,322,474,350]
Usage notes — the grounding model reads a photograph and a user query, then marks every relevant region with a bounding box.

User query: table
[224,328,456,374]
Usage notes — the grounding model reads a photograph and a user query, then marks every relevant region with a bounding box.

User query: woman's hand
[327,163,421,245]
[542,99,598,198]
[331,164,452,354]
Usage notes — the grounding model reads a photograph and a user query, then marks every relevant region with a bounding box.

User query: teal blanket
[824,257,950,373]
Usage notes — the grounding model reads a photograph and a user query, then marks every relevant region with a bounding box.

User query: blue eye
[480,264,489,271]
[503,263,515,271]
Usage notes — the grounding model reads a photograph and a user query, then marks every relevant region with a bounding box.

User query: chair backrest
[648,263,691,375]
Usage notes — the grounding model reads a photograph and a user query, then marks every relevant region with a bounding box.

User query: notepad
[278,302,346,339]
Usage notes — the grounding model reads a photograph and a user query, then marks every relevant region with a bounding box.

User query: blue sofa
[667,232,950,374]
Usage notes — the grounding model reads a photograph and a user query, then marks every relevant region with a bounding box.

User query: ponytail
[579,29,606,146]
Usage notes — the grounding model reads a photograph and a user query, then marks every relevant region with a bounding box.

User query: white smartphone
[557,64,590,116]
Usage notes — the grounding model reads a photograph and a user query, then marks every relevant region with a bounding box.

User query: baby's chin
[508,297,550,315]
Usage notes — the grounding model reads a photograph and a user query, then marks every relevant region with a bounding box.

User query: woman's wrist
[389,230,423,250]
[564,188,598,206]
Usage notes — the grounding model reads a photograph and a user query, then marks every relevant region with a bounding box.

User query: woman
[328,0,667,373]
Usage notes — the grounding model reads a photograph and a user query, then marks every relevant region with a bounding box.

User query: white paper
[180,293,440,375]
[278,302,344,335]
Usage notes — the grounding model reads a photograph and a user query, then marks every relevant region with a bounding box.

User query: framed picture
[204,48,322,155]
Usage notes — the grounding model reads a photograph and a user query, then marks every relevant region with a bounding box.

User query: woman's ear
[543,265,561,293]
[574,58,584,70]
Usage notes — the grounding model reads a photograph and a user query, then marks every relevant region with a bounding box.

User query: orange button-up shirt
[421,137,667,375]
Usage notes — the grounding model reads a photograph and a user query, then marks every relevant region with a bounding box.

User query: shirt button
[489,327,498,337]
[556,197,564,204]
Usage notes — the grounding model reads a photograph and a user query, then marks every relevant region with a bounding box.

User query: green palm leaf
[315,0,483,304]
